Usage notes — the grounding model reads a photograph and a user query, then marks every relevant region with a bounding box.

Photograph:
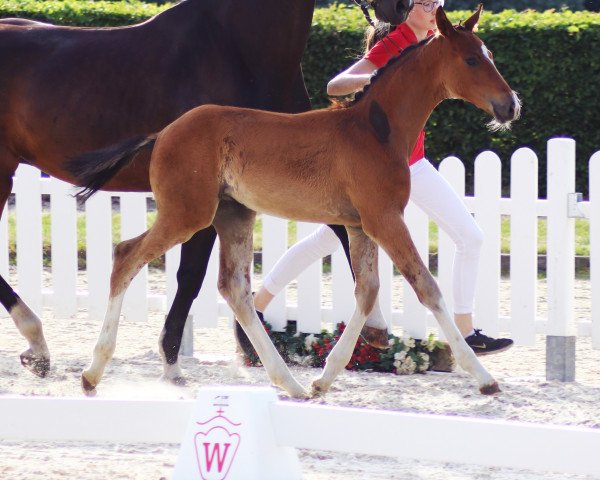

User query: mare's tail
[66,134,157,202]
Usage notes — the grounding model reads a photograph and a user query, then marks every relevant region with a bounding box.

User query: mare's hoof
[20,349,50,378]
[360,326,390,349]
[81,373,97,397]
[161,374,187,387]
[479,381,501,395]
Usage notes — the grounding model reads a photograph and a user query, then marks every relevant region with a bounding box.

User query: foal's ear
[463,3,483,32]
[435,6,456,39]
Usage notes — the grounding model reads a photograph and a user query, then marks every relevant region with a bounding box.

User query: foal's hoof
[81,373,98,397]
[360,326,390,349]
[309,379,329,398]
[479,381,501,395]
[20,349,50,378]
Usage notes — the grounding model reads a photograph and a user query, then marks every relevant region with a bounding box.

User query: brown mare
[68,5,520,398]
[0,0,411,381]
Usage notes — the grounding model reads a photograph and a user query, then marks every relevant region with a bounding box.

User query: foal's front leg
[213,205,307,399]
[366,213,500,394]
[311,227,380,396]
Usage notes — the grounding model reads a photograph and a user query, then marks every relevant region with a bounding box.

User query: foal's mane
[329,33,436,110]
[330,34,436,110]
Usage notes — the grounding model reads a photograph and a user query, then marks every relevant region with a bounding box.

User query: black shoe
[234,310,266,358]
[465,329,514,356]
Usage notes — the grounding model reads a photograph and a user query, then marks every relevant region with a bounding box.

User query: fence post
[15,165,43,315]
[190,239,220,328]
[509,148,538,345]
[438,156,466,340]
[401,201,428,339]
[332,242,355,327]
[546,138,576,381]
[261,215,288,331]
[296,222,321,333]
[120,193,148,322]
[474,151,502,336]
[85,192,112,320]
[378,247,393,327]
[589,151,600,349]
[50,178,78,318]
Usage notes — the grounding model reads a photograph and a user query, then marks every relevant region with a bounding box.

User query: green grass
[6,212,591,269]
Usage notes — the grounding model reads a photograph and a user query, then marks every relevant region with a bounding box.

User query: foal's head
[435,5,520,130]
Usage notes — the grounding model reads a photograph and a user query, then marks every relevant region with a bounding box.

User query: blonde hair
[364,21,396,53]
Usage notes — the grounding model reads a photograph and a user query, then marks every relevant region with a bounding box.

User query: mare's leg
[82,218,200,395]
[159,226,217,385]
[0,158,50,377]
[213,202,306,398]
[329,224,389,348]
[365,213,499,394]
[311,227,379,396]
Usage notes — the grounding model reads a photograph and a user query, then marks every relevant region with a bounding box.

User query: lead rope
[353,0,402,55]
[352,0,376,28]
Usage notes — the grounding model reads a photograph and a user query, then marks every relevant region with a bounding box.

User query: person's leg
[255,224,342,310]
[254,224,351,310]
[408,159,512,354]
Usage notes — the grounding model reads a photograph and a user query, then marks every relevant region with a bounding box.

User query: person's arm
[326,58,378,97]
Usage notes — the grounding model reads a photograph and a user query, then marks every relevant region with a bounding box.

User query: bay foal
[69,6,519,397]
[0,0,409,380]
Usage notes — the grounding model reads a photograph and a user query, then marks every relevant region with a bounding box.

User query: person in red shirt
[244,0,513,356]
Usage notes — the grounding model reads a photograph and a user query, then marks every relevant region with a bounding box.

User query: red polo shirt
[365,23,430,166]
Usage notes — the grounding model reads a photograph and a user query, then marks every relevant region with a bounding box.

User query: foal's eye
[465,57,478,67]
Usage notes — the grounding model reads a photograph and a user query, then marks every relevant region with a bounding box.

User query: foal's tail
[66,135,157,202]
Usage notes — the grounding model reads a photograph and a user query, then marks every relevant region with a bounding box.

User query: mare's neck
[362,37,447,159]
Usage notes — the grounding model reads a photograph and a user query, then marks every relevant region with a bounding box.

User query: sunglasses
[414,0,444,13]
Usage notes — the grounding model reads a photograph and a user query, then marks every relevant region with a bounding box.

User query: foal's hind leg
[0,161,50,377]
[365,214,499,394]
[329,224,390,348]
[311,227,380,396]
[213,203,307,398]
[82,218,199,395]
[159,227,217,385]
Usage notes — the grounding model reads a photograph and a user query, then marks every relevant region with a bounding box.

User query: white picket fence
[2,138,599,348]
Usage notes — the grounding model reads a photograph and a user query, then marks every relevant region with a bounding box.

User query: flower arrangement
[242,321,455,375]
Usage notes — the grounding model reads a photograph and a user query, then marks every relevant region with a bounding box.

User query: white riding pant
[262,158,483,314]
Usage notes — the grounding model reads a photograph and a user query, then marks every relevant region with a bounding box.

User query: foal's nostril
[508,102,515,119]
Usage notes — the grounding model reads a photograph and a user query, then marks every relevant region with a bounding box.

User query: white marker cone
[173,386,302,480]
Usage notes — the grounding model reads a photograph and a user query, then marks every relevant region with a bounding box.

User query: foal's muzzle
[492,92,521,124]
[373,0,414,25]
